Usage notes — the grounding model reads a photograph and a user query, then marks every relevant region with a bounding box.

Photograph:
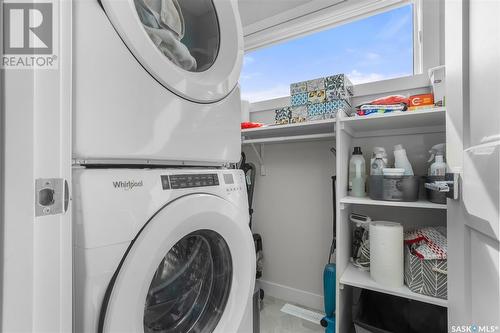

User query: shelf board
[241,118,335,144]
[340,196,447,210]
[341,107,446,137]
[340,264,448,308]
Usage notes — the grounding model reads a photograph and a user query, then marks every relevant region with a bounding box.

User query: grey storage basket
[368,175,420,202]
[404,228,448,300]
[404,246,447,299]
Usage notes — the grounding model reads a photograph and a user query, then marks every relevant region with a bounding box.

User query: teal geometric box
[307,103,326,121]
[291,92,308,106]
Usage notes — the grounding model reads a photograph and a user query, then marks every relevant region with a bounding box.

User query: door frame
[0,0,73,331]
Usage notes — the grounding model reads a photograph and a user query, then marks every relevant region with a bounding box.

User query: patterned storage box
[326,89,352,106]
[307,103,326,121]
[306,78,325,92]
[290,81,307,95]
[274,107,292,125]
[404,227,448,299]
[308,90,326,104]
[323,99,350,119]
[325,74,353,95]
[291,92,308,106]
[324,99,350,119]
[291,106,307,123]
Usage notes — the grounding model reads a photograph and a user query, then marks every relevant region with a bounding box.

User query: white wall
[244,140,335,310]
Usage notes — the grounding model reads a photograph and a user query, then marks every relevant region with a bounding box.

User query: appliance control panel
[223,172,245,193]
[161,174,219,190]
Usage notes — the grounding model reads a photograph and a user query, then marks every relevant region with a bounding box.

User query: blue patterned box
[290,81,307,95]
[308,90,326,104]
[275,107,292,125]
[291,92,308,106]
[291,106,307,123]
[307,103,326,121]
[324,99,350,119]
[306,78,325,92]
[325,74,353,105]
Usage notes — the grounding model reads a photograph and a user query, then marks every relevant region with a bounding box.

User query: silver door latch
[424,173,459,200]
[35,178,70,217]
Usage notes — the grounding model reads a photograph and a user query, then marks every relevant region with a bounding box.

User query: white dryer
[73,168,255,332]
[73,0,244,164]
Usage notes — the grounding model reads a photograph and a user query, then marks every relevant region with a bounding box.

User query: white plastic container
[349,147,366,197]
[393,144,414,176]
[428,65,446,107]
[382,168,405,176]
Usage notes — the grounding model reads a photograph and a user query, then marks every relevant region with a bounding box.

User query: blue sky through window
[240,5,414,102]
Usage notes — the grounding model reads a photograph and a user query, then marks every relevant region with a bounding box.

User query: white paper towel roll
[369,221,404,288]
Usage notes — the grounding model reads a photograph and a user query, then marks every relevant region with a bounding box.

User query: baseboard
[257,279,324,311]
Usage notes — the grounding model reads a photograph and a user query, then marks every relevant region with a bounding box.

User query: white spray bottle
[393,144,414,176]
[428,143,447,176]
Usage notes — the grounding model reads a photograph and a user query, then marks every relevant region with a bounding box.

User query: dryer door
[98,194,255,333]
[100,0,243,103]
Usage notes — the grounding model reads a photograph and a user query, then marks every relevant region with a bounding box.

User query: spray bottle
[428,143,447,176]
[394,144,414,176]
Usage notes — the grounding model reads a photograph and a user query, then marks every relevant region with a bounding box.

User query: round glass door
[143,230,232,333]
[134,0,220,72]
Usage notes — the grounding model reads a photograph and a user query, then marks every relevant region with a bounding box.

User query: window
[240,4,414,103]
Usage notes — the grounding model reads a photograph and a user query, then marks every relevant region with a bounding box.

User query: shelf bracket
[339,202,346,210]
[251,143,266,176]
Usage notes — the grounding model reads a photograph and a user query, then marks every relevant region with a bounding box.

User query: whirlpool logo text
[112,180,144,190]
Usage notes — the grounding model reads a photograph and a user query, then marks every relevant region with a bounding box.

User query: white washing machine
[73,0,244,164]
[73,168,256,332]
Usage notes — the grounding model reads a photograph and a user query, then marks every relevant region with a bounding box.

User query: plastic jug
[349,147,366,197]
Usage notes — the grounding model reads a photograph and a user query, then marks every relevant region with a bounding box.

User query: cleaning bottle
[370,152,386,175]
[393,144,414,176]
[349,147,366,197]
[428,143,447,176]
[370,147,388,171]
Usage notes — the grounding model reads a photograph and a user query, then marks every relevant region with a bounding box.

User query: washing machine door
[100,0,243,103]
[98,194,255,333]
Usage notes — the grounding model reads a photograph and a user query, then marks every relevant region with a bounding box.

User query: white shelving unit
[340,264,448,308]
[340,107,445,138]
[340,196,447,210]
[335,107,448,332]
[241,118,335,145]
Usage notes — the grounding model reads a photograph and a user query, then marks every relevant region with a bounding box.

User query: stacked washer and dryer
[72,0,256,332]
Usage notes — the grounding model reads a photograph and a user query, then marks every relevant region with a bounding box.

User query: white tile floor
[260,297,324,333]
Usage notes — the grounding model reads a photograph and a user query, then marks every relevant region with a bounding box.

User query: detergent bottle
[349,147,366,197]
[370,147,388,175]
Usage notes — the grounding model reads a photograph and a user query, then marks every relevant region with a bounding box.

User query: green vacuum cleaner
[321,176,336,333]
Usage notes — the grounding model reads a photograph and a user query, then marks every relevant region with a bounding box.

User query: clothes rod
[242,133,335,145]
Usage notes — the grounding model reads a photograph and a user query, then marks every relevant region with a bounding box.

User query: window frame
[242,0,443,109]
